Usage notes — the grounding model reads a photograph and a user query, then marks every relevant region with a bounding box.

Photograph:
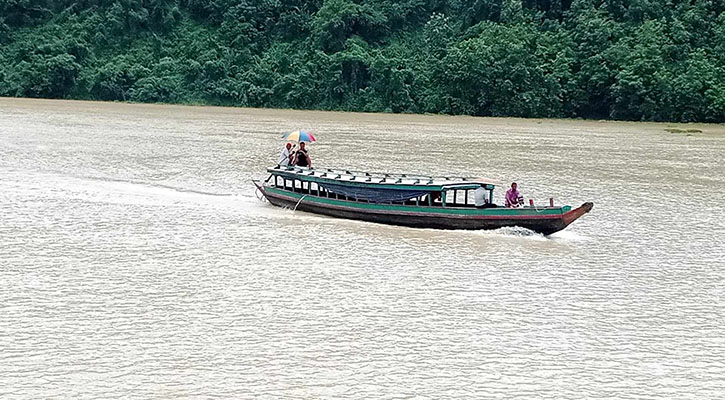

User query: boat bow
[562,202,594,227]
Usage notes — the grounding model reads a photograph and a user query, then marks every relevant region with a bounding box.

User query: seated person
[505,182,524,208]
[474,186,496,208]
[293,142,312,168]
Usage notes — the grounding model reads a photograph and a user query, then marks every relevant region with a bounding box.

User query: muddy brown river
[1,98,724,398]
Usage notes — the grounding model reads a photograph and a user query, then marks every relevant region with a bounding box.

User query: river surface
[1,98,724,399]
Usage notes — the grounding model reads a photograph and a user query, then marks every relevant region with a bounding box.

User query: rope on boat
[293,194,308,212]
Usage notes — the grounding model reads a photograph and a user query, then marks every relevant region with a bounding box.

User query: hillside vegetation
[1,0,724,122]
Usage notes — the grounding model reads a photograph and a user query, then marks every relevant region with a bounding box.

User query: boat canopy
[268,165,496,192]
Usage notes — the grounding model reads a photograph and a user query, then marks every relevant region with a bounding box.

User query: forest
[1,0,724,122]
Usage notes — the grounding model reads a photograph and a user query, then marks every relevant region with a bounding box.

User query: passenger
[505,182,523,208]
[279,143,293,166]
[294,142,312,168]
[474,186,490,208]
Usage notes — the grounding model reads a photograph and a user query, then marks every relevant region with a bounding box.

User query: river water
[1,98,724,398]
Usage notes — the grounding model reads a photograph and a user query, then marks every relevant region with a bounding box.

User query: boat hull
[255,182,592,235]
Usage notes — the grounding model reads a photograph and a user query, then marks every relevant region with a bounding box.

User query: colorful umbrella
[283,129,316,143]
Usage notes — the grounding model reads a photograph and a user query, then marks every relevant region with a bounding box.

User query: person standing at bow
[293,142,312,168]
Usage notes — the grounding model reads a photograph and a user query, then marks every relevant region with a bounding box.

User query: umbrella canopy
[283,129,316,143]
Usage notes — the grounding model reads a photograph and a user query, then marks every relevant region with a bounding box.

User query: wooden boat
[253,165,593,235]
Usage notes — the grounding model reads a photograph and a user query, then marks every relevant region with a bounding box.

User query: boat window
[448,189,469,206]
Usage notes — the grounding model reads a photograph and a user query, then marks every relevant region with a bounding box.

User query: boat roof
[268,165,497,190]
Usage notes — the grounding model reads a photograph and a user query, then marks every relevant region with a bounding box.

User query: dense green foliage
[1,0,724,122]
